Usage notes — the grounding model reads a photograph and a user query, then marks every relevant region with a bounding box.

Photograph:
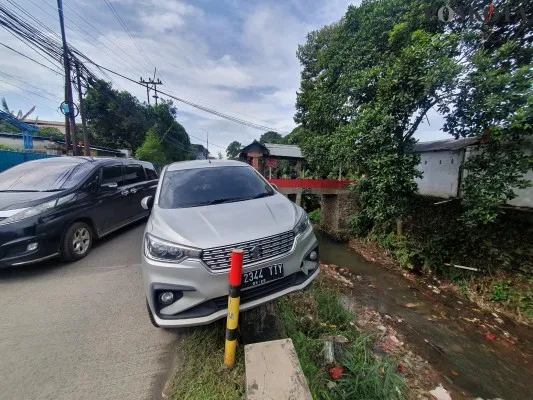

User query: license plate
[242,264,284,289]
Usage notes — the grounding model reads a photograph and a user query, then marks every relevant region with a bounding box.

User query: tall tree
[296,0,458,228]
[259,131,283,144]
[226,140,242,159]
[135,127,171,166]
[84,80,148,151]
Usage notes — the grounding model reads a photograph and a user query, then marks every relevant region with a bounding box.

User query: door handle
[121,190,129,196]
[130,188,137,194]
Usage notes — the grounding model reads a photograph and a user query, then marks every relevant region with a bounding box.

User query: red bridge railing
[267,178,356,189]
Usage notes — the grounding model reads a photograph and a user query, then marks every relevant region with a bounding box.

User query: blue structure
[0,110,39,150]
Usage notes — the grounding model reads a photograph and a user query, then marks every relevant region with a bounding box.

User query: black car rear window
[159,166,274,209]
[0,159,94,192]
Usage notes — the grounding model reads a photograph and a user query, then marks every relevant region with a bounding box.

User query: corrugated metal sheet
[264,143,303,159]
[0,150,57,173]
[414,138,479,152]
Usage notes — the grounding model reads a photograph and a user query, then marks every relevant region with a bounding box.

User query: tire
[60,222,93,262]
[146,299,160,328]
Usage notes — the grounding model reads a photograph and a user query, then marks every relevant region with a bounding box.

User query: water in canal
[316,231,533,400]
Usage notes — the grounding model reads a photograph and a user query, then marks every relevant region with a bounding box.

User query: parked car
[141,160,319,328]
[0,157,158,267]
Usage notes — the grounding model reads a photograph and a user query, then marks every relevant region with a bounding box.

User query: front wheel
[61,222,93,261]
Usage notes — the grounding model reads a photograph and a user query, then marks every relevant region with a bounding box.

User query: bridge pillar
[321,193,355,236]
[295,192,302,206]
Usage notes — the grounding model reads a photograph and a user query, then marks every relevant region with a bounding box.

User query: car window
[145,167,158,180]
[124,164,145,185]
[159,166,274,209]
[102,165,124,186]
[0,159,93,191]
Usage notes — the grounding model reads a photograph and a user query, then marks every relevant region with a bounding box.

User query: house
[239,140,304,176]
[415,138,533,208]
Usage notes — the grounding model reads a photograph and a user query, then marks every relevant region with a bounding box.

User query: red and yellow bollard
[224,249,243,368]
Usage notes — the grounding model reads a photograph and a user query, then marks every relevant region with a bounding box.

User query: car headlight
[0,194,76,226]
[144,234,202,263]
[293,211,310,235]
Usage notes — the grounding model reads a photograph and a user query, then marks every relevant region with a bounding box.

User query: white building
[415,138,533,208]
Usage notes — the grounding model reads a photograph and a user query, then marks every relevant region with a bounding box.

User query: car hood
[0,192,58,211]
[149,193,300,249]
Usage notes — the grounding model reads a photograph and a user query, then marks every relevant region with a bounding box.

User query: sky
[0,0,449,156]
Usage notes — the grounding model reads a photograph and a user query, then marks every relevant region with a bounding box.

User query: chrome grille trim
[201,231,295,270]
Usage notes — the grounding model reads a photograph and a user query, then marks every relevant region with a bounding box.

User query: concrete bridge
[267,178,357,235]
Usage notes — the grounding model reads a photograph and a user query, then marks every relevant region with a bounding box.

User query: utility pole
[75,62,90,156]
[140,68,163,106]
[57,0,75,155]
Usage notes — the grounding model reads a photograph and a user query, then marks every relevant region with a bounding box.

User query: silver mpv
[141,160,319,328]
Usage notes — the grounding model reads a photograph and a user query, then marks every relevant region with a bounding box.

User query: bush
[308,209,322,225]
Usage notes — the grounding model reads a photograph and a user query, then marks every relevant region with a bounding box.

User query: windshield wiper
[191,197,248,207]
[41,189,65,192]
[250,192,272,200]
[0,189,41,192]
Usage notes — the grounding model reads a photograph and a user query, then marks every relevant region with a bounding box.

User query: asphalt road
[0,221,181,400]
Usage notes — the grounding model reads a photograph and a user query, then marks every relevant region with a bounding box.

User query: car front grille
[201,231,295,271]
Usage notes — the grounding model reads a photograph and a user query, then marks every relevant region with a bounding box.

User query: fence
[0,150,57,173]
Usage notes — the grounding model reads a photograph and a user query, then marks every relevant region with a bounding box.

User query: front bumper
[142,227,319,327]
[0,217,62,268]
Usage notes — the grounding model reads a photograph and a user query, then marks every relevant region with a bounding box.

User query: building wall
[416,150,463,198]
[0,135,51,152]
[463,146,533,208]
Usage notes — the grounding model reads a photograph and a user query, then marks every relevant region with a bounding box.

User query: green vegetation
[35,126,63,140]
[295,0,533,229]
[309,209,322,225]
[84,80,191,161]
[166,322,245,400]
[278,281,406,399]
[226,140,242,159]
[0,144,15,151]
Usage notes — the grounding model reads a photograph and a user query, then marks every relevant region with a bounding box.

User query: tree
[84,80,148,151]
[135,127,171,166]
[259,131,283,144]
[217,151,223,159]
[36,127,63,140]
[226,140,242,159]
[441,0,533,226]
[296,0,458,229]
[0,120,18,133]
[1,97,36,120]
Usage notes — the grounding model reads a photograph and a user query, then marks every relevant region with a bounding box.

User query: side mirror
[101,182,118,191]
[270,183,278,191]
[141,196,154,210]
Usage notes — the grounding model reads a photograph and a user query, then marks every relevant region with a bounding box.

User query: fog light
[159,291,175,305]
[308,250,318,261]
[27,242,38,252]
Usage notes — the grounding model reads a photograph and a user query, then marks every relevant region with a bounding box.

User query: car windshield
[0,159,93,192]
[159,166,275,209]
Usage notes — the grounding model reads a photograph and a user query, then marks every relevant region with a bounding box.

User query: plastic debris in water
[429,384,452,400]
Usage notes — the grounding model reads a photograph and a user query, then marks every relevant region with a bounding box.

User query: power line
[103,0,154,71]
[0,78,61,103]
[36,0,148,79]
[0,83,61,115]
[0,43,62,75]
[60,0,150,77]
[85,62,289,134]
[188,132,225,149]
[0,71,62,99]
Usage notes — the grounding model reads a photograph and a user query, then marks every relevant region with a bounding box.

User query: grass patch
[278,280,407,399]
[166,321,245,400]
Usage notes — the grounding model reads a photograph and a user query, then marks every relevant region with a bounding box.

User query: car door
[142,165,159,202]
[93,163,129,235]
[122,163,148,219]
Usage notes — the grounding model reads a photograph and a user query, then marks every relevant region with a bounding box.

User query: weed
[167,322,245,400]
[309,209,323,225]
[278,281,407,399]
[491,280,512,301]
